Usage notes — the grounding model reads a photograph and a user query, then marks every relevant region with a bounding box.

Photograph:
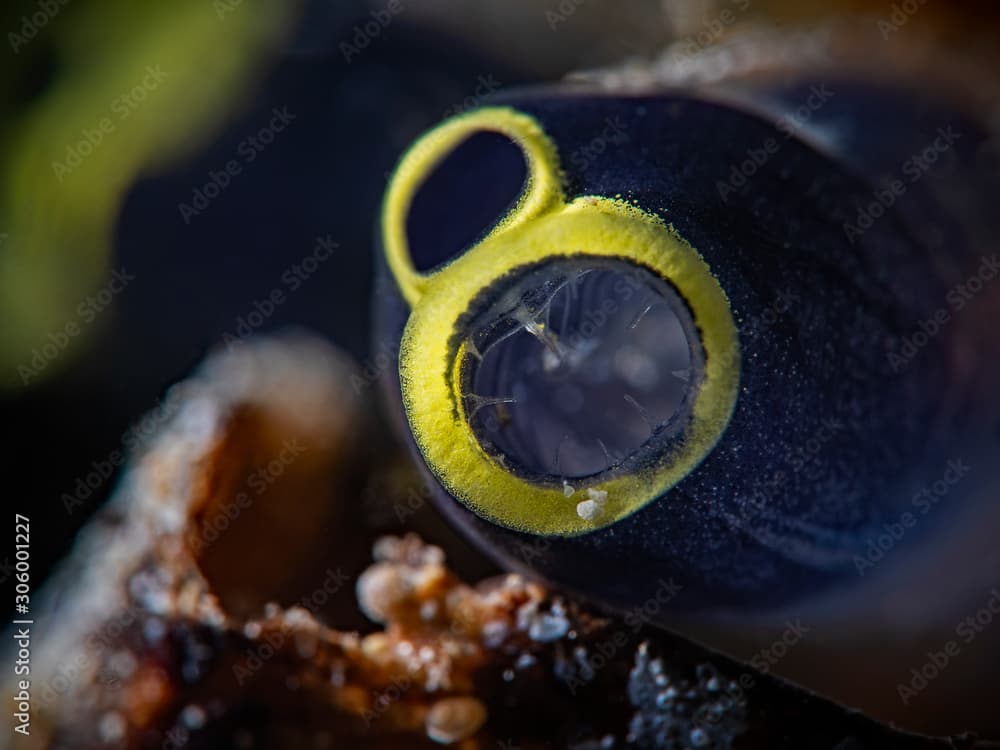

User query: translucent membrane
[463,257,704,481]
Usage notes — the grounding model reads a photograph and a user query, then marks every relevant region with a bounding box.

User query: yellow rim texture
[382,106,740,536]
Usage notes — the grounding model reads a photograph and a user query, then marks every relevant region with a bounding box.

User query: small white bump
[576,499,602,521]
[587,488,608,506]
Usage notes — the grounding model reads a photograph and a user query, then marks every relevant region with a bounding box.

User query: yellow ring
[381,106,564,307]
[386,107,740,536]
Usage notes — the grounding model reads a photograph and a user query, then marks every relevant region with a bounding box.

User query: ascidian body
[374,31,1000,733]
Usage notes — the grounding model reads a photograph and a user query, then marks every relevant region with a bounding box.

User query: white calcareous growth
[576,487,609,520]
[425,696,488,744]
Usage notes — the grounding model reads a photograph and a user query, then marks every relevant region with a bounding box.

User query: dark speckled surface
[377,83,997,615]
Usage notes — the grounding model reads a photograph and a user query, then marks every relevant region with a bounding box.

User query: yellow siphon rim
[382,106,740,536]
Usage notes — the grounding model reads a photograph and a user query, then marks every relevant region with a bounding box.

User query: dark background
[0,0,658,606]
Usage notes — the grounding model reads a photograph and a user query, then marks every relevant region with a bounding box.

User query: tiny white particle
[576,499,601,521]
[181,704,206,730]
[143,617,167,643]
[529,612,569,642]
[420,600,438,621]
[586,488,608,506]
[98,712,126,742]
[108,650,137,679]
